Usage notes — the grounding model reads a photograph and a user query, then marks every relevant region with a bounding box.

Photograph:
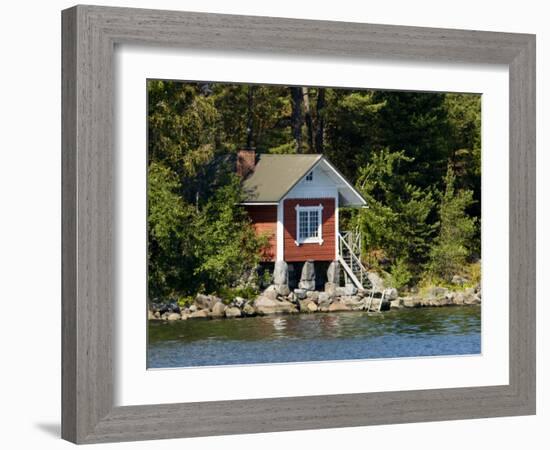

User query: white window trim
[294,203,324,246]
[305,171,313,182]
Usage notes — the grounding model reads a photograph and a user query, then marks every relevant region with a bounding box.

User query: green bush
[217,285,260,302]
[389,258,413,291]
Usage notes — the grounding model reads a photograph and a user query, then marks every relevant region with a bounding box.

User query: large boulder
[344,284,358,296]
[318,292,331,306]
[275,284,290,296]
[242,302,256,316]
[324,282,337,298]
[254,296,298,315]
[341,296,364,310]
[423,295,450,307]
[367,272,386,293]
[225,306,242,318]
[169,302,181,313]
[366,298,390,311]
[262,285,279,300]
[328,301,350,312]
[326,260,340,284]
[273,261,289,285]
[389,298,403,309]
[150,302,180,315]
[306,302,318,313]
[385,288,398,301]
[427,286,448,298]
[298,260,316,290]
[167,312,181,321]
[210,301,226,318]
[453,292,466,305]
[195,294,218,311]
[464,293,481,305]
[306,290,319,302]
[189,309,209,319]
[299,299,314,312]
[402,297,422,308]
[334,286,347,297]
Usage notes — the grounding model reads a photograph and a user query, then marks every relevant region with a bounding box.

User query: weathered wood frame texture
[62,5,536,444]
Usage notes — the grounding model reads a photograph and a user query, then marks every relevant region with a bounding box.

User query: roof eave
[238,201,279,206]
[320,156,368,206]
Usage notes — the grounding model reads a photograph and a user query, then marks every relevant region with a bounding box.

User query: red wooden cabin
[237,150,367,271]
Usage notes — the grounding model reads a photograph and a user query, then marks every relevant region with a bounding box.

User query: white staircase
[338,230,393,312]
[338,230,369,289]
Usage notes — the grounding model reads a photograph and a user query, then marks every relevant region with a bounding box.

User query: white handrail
[338,256,363,290]
[338,231,367,288]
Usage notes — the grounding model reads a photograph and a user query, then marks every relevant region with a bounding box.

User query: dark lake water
[147,306,481,368]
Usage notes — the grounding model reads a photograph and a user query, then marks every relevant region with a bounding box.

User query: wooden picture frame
[61,5,536,444]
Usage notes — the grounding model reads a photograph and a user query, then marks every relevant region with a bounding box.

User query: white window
[305,171,313,182]
[295,204,323,245]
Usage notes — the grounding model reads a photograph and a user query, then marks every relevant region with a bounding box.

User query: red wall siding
[245,205,277,262]
[283,198,336,262]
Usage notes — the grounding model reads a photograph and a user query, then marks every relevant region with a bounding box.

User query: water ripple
[148,306,481,368]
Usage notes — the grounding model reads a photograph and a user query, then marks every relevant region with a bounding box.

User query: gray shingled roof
[242,154,322,203]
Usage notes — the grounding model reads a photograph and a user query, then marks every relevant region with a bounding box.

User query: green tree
[147,81,270,299]
[324,90,385,182]
[192,175,267,293]
[355,148,436,278]
[147,162,197,298]
[428,165,477,281]
[372,91,452,190]
[443,93,482,242]
[147,80,220,205]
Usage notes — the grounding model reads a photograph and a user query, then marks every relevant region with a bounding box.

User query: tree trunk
[246,85,255,149]
[290,87,303,153]
[315,88,326,153]
[302,87,314,153]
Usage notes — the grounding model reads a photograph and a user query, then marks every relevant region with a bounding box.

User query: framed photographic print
[62,5,536,444]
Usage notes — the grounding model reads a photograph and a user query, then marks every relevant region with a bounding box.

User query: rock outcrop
[148,282,481,321]
[253,296,298,315]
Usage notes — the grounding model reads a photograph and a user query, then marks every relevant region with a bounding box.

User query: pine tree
[428,165,477,281]
[355,148,436,279]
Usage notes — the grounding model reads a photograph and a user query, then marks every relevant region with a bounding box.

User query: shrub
[389,258,413,291]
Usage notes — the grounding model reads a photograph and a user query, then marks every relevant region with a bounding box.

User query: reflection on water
[148,306,481,368]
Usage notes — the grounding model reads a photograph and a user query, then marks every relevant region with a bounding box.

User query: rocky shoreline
[148,284,481,322]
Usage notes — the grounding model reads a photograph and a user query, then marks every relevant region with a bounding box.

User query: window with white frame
[295,204,323,245]
[305,171,313,182]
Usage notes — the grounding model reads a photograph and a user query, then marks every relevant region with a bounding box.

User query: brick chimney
[236,149,256,178]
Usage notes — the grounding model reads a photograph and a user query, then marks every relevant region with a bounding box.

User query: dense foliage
[427,165,478,282]
[148,81,481,298]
